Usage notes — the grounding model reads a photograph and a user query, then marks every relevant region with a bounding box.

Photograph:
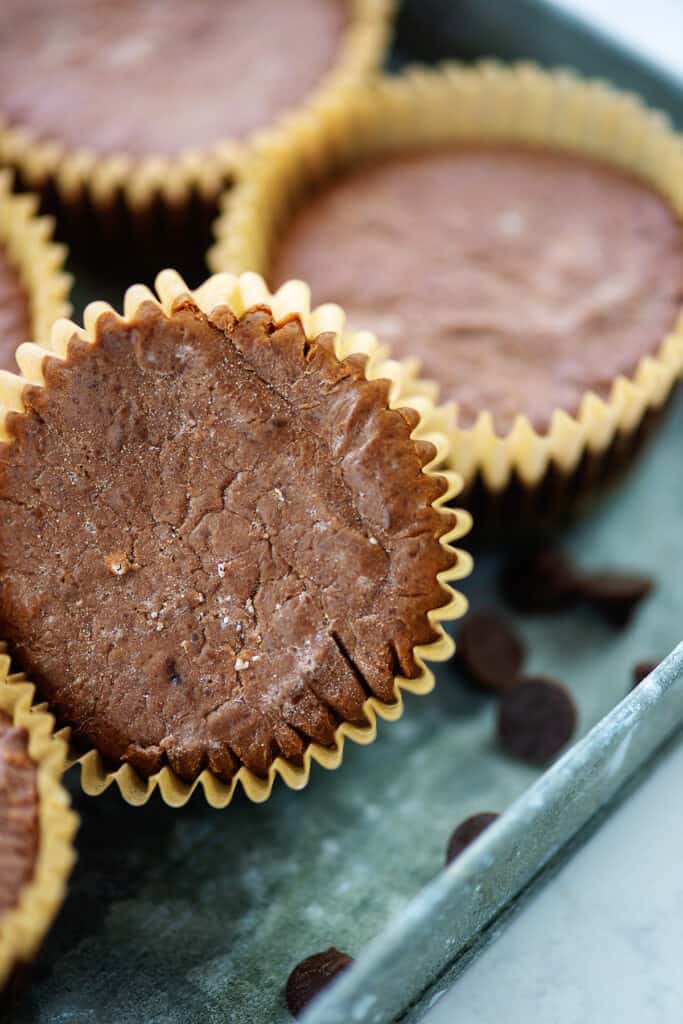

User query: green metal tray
[4,3,683,1022]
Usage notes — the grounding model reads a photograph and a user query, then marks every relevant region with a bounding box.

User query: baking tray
[396,0,683,127]
[5,3,683,1023]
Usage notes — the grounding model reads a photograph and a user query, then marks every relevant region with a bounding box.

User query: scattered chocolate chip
[457,611,525,693]
[578,573,653,627]
[500,547,654,628]
[286,948,354,1018]
[632,660,660,689]
[446,812,499,865]
[497,677,577,764]
[499,547,581,614]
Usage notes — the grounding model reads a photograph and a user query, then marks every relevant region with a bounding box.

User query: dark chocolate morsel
[446,812,499,865]
[0,0,349,157]
[286,948,353,1018]
[497,677,577,764]
[632,660,660,689]
[456,611,525,693]
[499,548,581,615]
[578,573,653,627]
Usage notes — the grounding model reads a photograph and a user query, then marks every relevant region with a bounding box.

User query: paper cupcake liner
[0,1,393,223]
[0,645,78,991]
[0,269,471,808]
[210,61,683,519]
[465,400,671,539]
[0,170,71,346]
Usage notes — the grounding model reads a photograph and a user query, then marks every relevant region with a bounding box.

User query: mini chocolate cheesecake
[0,712,39,919]
[0,665,78,992]
[271,145,683,434]
[0,0,348,157]
[0,248,29,374]
[0,282,457,784]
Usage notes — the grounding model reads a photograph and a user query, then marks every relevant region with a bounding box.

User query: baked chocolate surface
[0,246,29,374]
[0,300,455,781]
[0,712,39,917]
[0,0,346,156]
[272,144,683,433]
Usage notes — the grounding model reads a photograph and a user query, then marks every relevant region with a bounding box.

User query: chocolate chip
[501,548,654,628]
[499,547,581,614]
[578,573,653,627]
[497,677,577,764]
[446,812,499,865]
[457,611,525,694]
[286,948,353,1018]
[632,660,660,689]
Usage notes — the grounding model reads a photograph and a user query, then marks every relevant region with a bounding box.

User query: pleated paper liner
[0,169,71,347]
[0,0,393,272]
[0,269,471,808]
[0,645,78,992]
[209,62,683,534]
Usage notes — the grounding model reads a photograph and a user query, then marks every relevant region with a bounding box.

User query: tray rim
[303,642,683,1023]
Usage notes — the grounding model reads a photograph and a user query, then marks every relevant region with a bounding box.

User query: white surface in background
[423,735,683,1023]
[423,3,683,1022]
[548,0,683,79]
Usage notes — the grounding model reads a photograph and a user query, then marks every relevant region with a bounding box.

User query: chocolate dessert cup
[0,0,393,258]
[0,170,71,371]
[0,271,470,807]
[211,63,683,534]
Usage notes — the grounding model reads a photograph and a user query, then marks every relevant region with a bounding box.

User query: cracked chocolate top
[0,0,347,156]
[0,300,456,782]
[271,144,683,433]
[0,245,29,373]
[0,712,39,916]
